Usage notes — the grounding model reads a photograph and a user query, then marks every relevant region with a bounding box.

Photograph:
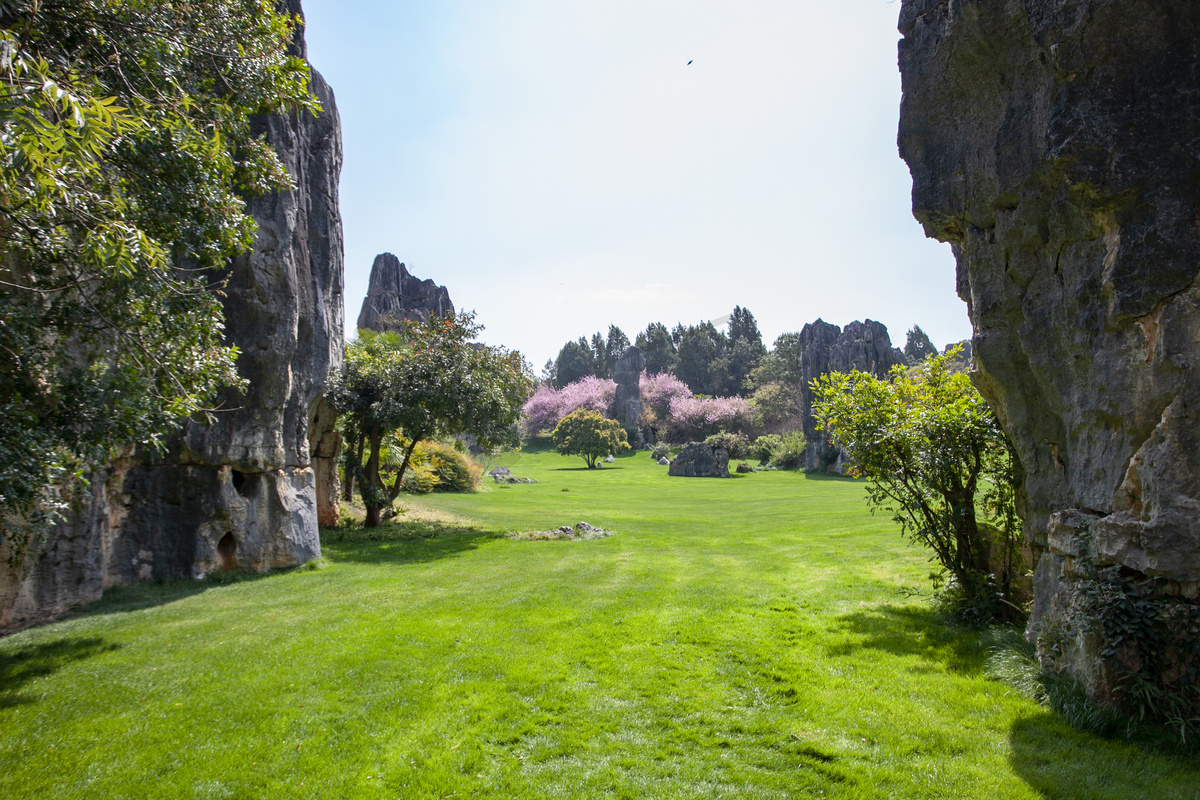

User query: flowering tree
[664,395,757,442]
[639,372,692,420]
[520,375,616,436]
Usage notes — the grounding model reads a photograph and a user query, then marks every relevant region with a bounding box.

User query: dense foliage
[812,349,1025,621]
[0,0,314,538]
[551,409,629,468]
[330,314,532,526]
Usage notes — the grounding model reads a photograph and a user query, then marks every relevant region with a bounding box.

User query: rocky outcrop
[668,443,730,478]
[795,319,905,470]
[1,1,344,626]
[898,0,1200,701]
[612,346,645,426]
[356,253,454,332]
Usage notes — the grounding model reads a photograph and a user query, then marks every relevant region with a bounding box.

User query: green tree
[0,1,314,538]
[551,409,630,469]
[811,349,1024,621]
[635,322,676,374]
[331,314,532,527]
[674,321,727,396]
[904,325,938,364]
[748,332,805,389]
[604,325,630,373]
[553,339,594,388]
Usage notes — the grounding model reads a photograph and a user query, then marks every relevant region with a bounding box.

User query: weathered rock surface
[356,253,453,332]
[668,443,730,478]
[1,1,344,626]
[898,0,1200,697]
[612,346,645,426]
[735,462,754,474]
[657,456,670,466]
[795,319,905,469]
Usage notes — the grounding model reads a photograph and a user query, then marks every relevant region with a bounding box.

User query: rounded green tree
[552,410,630,469]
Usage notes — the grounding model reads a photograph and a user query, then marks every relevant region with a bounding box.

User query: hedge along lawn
[0,445,1197,799]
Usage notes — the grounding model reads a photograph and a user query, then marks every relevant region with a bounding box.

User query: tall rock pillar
[898,0,1200,705]
[0,1,344,625]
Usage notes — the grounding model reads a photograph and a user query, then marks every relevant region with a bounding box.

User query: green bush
[749,434,783,466]
[401,439,482,493]
[651,443,671,461]
[768,431,807,471]
[705,430,749,460]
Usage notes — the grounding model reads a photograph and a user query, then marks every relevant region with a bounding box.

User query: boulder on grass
[668,442,730,478]
[657,457,670,466]
[604,454,615,463]
[736,462,753,474]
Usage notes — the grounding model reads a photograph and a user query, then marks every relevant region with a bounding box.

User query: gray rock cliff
[613,346,646,426]
[0,2,344,626]
[898,0,1200,701]
[796,319,905,470]
[356,253,454,332]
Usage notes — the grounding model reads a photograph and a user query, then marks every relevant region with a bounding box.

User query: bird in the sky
[687,60,693,65]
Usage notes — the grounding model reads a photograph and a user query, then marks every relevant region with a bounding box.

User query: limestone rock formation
[898,0,1200,699]
[356,253,454,332]
[668,443,730,478]
[0,1,344,626]
[612,346,645,426]
[795,319,905,469]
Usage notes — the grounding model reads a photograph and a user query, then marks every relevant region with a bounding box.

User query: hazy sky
[301,0,970,369]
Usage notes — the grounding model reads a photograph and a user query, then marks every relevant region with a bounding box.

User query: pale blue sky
[301,0,970,368]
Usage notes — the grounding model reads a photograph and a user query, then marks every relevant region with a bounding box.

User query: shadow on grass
[71,569,278,622]
[1007,712,1200,797]
[826,604,988,673]
[552,465,626,471]
[322,520,501,566]
[0,637,121,708]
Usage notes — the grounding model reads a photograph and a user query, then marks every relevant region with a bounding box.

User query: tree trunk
[342,431,365,502]
[363,424,384,528]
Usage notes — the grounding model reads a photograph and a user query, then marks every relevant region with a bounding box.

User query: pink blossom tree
[521,375,617,436]
[663,395,758,442]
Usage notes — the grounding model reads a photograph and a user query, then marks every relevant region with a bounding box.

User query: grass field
[1,443,1197,798]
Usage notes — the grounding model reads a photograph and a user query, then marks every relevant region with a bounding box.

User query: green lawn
[1,444,1197,798]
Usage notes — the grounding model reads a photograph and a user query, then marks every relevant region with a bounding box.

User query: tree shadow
[552,466,626,471]
[0,637,121,709]
[1007,712,1200,798]
[801,472,861,483]
[826,604,989,673]
[322,520,501,566]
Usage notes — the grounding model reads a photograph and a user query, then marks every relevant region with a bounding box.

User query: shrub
[705,431,749,460]
[552,409,630,468]
[768,431,808,470]
[749,434,782,466]
[400,439,482,493]
[400,459,440,493]
[422,440,483,492]
[651,443,671,461]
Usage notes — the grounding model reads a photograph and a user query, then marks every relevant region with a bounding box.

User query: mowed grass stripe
[0,443,1196,798]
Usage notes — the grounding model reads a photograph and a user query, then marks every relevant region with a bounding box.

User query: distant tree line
[547,307,769,397]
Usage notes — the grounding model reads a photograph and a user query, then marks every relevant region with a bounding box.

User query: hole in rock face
[231,470,251,497]
[217,532,237,571]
